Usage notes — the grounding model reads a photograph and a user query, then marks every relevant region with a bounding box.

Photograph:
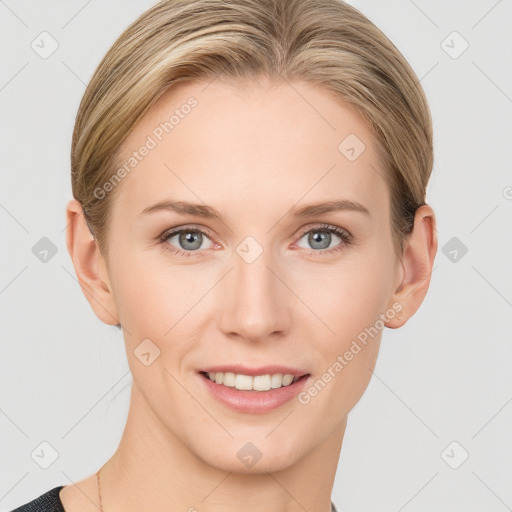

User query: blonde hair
[71,0,433,261]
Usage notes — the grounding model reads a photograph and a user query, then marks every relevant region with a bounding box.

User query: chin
[191,433,306,474]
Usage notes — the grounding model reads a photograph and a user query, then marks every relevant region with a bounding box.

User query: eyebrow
[140,199,370,219]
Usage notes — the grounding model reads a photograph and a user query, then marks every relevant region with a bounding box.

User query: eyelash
[159,223,352,258]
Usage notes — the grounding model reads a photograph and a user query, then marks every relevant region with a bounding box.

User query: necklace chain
[97,467,103,512]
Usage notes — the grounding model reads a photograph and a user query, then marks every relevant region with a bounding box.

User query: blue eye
[160,226,216,257]
[159,223,352,257]
[295,224,351,254]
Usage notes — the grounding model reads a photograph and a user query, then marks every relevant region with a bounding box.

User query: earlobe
[65,199,120,326]
[385,204,438,329]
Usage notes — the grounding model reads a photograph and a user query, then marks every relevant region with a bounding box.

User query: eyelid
[159,224,217,243]
[294,223,350,239]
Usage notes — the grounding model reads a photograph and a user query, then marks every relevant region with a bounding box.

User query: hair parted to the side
[71,0,433,298]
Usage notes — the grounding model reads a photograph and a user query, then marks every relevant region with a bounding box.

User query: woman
[12,0,437,510]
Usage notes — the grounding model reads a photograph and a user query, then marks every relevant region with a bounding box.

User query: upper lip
[199,365,309,377]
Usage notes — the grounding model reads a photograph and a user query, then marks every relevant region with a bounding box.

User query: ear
[65,199,120,326]
[385,204,438,328]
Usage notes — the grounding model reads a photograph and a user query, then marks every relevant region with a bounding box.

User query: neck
[99,382,346,512]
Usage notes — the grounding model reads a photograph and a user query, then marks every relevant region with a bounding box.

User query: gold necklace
[96,467,104,512]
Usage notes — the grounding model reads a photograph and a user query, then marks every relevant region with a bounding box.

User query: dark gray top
[10,486,65,512]
[10,485,339,511]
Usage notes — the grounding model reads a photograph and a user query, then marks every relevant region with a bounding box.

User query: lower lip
[199,372,311,414]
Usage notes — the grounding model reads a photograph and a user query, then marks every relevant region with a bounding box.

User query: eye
[294,224,352,255]
[159,223,352,258]
[160,225,216,257]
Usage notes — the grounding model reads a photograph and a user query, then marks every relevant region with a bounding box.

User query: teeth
[205,372,301,391]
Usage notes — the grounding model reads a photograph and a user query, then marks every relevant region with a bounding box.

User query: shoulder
[9,486,65,512]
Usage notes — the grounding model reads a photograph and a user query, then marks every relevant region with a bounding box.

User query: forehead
[112,77,388,222]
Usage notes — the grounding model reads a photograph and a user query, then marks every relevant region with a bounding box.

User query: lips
[198,370,311,413]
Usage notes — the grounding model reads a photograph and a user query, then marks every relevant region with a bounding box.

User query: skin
[63,76,437,512]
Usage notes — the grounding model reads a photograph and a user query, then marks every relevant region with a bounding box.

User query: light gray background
[1,1,511,510]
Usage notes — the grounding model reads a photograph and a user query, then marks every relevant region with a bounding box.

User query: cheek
[108,254,172,336]
[112,256,214,347]
[303,245,393,389]
[298,269,386,422]
[312,250,394,335]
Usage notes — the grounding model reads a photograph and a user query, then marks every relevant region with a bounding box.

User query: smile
[202,371,305,391]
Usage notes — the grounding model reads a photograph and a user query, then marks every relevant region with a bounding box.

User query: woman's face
[99,77,404,472]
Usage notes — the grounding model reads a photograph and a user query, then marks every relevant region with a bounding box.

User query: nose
[218,247,290,343]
